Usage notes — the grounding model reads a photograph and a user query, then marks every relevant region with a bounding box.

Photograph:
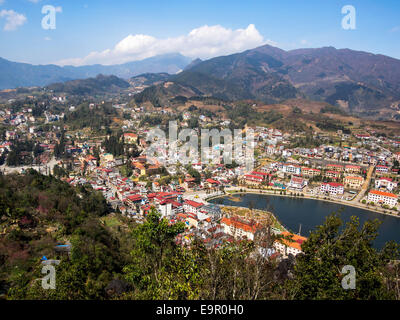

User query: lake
[209,193,400,249]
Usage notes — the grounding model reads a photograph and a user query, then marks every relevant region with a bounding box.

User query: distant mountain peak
[184,58,203,71]
[0,53,192,90]
[134,44,400,118]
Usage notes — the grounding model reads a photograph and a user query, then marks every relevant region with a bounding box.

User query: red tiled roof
[322,182,344,187]
[251,171,268,176]
[127,194,143,201]
[184,200,204,208]
[245,174,263,180]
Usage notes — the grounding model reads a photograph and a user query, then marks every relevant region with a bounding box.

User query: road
[352,165,375,204]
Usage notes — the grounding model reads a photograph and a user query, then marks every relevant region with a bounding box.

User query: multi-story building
[282,163,301,175]
[325,170,341,179]
[326,164,344,172]
[320,182,344,195]
[123,133,138,144]
[273,232,307,257]
[344,176,364,189]
[250,171,269,181]
[221,216,262,241]
[376,165,389,174]
[301,167,321,178]
[345,165,361,174]
[244,174,263,185]
[375,177,398,191]
[288,176,307,191]
[367,190,398,207]
[183,200,204,215]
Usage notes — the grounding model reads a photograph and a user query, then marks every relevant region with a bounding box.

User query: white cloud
[28,0,41,3]
[55,6,62,13]
[44,36,51,41]
[56,24,274,66]
[0,9,27,31]
[0,1,5,5]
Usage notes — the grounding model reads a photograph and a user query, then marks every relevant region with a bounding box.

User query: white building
[273,232,307,257]
[282,164,301,175]
[288,177,307,191]
[376,165,389,174]
[320,182,344,195]
[375,177,397,191]
[221,216,261,241]
[367,190,398,207]
[183,200,204,215]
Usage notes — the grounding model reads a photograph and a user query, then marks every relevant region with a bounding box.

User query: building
[282,164,301,175]
[326,164,344,172]
[124,194,143,209]
[288,176,307,191]
[344,176,364,189]
[244,174,263,185]
[320,182,344,195]
[345,165,361,174]
[375,177,397,191]
[183,200,204,215]
[301,167,321,178]
[376,165,389,174]
[132,161,146,176]
[221,216,262,241]
[325,170,341,179]
[159,202,172,218]
[123,133,138,144]
[273,232,307,257]
[100,153,114,166]
[205,178,221,188]
[250,171,269,181]
[368,190,398,207]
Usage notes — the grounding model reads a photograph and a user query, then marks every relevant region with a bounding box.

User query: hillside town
[2,96,400,260]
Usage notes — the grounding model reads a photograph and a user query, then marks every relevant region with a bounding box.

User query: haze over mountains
[2,44,400,118]
[0,53,191,90]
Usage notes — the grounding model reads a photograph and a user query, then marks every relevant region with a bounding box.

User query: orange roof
[278,232,307,251]
[221,216,261,234]
[369,189,398,198]
[133,162,145,169]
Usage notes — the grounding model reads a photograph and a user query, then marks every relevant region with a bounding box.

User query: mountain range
[2,44,400,118]
[0,53,191,90]
[136,45,400,116]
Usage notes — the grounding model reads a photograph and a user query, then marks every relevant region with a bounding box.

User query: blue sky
[0,0,399,65]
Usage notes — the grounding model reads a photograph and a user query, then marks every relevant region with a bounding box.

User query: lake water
[209,193,400,249]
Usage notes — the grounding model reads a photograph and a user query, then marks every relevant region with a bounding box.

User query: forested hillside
[1,171,400,300]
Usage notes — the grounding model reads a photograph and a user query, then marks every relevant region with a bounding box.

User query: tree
[123,209,187,299]
[284,213,400,300]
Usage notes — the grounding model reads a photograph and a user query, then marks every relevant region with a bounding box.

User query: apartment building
[221,216,262,241]
[375,177,398,191]
[368,190,398,207]
[273,232,307,257]
[320,182,344,195]
[344,176,364,189]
